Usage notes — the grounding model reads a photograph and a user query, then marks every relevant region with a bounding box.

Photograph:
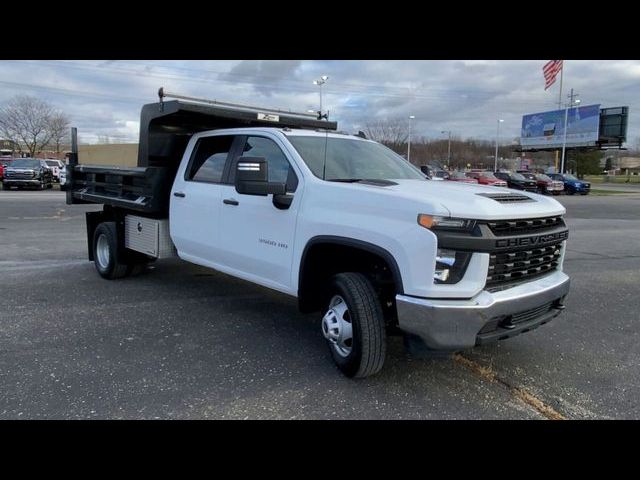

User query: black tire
[322,272,386,378]
[47,181,53,189]
[92,222,130,279]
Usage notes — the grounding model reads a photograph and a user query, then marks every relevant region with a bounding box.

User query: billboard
[521,104,601,149]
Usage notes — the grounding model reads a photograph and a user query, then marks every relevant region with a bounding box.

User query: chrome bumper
[3,179,39,185]
[395,271,570,350]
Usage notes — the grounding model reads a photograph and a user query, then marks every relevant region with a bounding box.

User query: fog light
[433,248,472,284]
[434,268,450,282]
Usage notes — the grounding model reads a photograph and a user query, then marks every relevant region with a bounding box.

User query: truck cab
[67,91,570,378]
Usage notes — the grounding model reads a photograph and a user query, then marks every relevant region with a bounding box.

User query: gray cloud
[0,60,638,147]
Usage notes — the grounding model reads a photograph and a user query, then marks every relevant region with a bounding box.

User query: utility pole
[494,119,504,171]
[441,130,452,168]
[313,75,329,114]
[407,115,415,162]
[560,88,580,174]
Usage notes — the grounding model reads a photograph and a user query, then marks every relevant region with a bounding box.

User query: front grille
[5,171,36,179]
[487,215,564,236]
[476,192,534,203]
[486,243,562,289]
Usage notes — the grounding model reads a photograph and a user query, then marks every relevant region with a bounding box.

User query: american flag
[543,60,563,90]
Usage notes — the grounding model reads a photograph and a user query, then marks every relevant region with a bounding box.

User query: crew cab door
[170,134,240,264]
[218,135,301,293]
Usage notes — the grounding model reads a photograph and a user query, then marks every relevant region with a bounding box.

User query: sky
[1,60,638,146]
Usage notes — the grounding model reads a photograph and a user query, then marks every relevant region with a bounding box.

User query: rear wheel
[321,272,386,378]
[93,222,130,279]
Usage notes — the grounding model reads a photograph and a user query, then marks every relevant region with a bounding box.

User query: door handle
[173,191,186,198]
[223,198,239,206]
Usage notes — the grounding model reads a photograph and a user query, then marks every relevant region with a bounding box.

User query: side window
[186,135,234,183]
[236,136,298,191]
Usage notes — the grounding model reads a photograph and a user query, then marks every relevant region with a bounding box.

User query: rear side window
[186,135,234,183]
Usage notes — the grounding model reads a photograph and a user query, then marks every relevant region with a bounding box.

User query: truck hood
[375,179,566,220]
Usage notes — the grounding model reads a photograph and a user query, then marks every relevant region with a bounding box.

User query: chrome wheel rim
[96,234,110,269]
[322,295,353,357]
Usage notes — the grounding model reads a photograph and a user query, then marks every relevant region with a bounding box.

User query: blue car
[549,173,590,195]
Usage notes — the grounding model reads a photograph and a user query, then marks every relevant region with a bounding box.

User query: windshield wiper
[327,178,398,186]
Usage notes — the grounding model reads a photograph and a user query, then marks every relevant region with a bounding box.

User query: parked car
[432,170,450,180]
[45,159,65,182]
[548,173,590,195]
[59,164,68,190]
[0,158,13,180]
[493,171,538,192]
[533,173,564,195]
[2,158,54,190]
[420,165,448,181]
[466,171,508,187]
[447,171,478,184]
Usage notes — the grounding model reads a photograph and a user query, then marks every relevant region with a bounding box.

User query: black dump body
[66,98,337,216]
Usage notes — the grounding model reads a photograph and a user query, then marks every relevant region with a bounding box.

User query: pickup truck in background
[549,173,591,195]
[66,90,571,378]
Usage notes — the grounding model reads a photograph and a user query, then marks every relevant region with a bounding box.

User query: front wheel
[321,272,387,378]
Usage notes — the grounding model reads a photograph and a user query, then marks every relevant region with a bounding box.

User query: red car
[466,171,508,187]
[447,171,478,184]
[0,158,13,180]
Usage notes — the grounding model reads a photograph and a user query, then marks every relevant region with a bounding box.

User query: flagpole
[558,62,564,109]
[555,61,564,172]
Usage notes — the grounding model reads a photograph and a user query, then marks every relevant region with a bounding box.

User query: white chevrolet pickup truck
[67,91,570,378]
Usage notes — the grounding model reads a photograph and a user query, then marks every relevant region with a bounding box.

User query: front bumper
[395,270,570,350]
[3,179,40,186]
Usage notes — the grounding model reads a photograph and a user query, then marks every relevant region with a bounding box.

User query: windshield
[287,136,425,181]
[563,174,578,180]
[537,174,552,182]
[511,173,526,180]
[45,161,58,167]
[11,159,40,168]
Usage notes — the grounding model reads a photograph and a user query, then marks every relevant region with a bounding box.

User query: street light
[407,115,415,162]
[441,130,451,167]
[313,75,329,113]
[494,119,504,172]
[560,94,580,174]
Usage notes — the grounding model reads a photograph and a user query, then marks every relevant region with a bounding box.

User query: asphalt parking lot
[1,188,639,419]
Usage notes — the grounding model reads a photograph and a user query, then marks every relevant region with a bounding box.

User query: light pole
[313,75,329,114]
[494,119,504,171]
[560,91,580,174]
[407,115,415,162]
[441,130,451,168]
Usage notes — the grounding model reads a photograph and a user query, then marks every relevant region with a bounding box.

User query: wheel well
[85,206,128,262]
[298,238,403,317]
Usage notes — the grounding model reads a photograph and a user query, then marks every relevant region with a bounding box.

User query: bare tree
[48,112,71,156]
[0,95,68,157]
[364,119,409,154]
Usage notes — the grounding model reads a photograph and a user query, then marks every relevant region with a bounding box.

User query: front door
[218,135,301,293]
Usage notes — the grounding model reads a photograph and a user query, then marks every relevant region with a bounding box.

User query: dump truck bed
[66,92,338,215]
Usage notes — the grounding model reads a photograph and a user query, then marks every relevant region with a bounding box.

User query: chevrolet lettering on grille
[495,230,568,248]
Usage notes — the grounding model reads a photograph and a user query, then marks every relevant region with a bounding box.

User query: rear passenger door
[170,134,240,265]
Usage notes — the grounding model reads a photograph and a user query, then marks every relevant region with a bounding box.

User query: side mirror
[234,157,286,196]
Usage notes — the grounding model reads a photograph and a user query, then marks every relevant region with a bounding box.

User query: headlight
[417,214,475,231]
[434,248,472,284]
